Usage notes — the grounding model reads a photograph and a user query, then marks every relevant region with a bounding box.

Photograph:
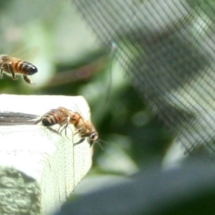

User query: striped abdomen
[41,109,68,126]
[12,60,38,75]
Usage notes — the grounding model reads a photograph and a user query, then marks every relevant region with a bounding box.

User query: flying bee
[35,107,76,135]
[0,55,38,85]
[70,111,99,147]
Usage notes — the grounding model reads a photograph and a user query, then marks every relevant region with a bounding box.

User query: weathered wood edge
[0,94,93,215]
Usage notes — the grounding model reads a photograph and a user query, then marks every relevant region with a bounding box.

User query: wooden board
[0,94,93,215]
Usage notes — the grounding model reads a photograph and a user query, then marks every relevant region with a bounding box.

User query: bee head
[89,131,98,146]
[0,55,9,61]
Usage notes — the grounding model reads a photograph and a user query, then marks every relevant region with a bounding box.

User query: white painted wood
[0,94,93,215]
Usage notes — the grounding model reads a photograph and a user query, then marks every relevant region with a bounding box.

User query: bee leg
[72,128,81,144]
[58,125,66,135]
[23,75,35,85]
[63,123,74,138]
[11,72,17,80]
[74,138,85,146]
[64,118,71,137]
[8,66,18,80]
[72,130,77,144]
[46,126,60,135]
[63,123,69,137]
[60,117,74,138]
[58,120,69,136]
[0,67,3,79]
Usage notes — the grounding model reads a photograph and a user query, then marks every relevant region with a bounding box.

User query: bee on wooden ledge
[35,107,98,147]
[0,55,38,85]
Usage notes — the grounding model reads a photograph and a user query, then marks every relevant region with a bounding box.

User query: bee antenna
[98,138,108,145]
[97,141,104,150]
[91,140,103,150]
[72,103,85,118]
[93,138,108,150]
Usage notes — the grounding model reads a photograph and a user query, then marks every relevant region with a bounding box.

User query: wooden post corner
[0,94,93,215]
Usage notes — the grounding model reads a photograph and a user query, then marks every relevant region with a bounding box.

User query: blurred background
[3,1,215,215]
[0,0,173,195]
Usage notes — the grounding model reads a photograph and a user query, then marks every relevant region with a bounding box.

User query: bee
[0,55,38,85]
[36,106,99,147]
[35,107,76,135]
[71,111,99,147]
